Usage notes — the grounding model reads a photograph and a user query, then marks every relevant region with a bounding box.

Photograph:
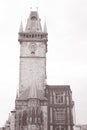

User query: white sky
[0,0,87,127]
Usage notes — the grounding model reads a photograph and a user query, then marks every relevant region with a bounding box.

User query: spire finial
[19,19,23,32]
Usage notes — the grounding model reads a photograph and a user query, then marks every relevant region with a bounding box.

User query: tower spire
[25,10,42,32]
[18,9,48,96]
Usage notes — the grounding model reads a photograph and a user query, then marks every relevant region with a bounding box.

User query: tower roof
[18,10,48,43]
[25,11,42,32]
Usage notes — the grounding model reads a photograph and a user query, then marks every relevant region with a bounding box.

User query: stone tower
[18,11,47,96]
[15,10,48,130]
[4,9,74,130]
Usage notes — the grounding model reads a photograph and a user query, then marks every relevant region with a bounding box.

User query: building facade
[45,85,74,130]
[3,10,74,130]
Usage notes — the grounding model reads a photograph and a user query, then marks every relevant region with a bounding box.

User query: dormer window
[31,51,35,54]
[31,16,37,20]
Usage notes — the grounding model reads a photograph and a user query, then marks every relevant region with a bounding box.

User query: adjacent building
[46,85,74,130]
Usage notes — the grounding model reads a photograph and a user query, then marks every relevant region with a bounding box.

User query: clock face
[29,42,37,54]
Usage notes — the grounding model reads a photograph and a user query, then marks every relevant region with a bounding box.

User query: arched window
[31,16,37,20]
[32,34,34,38]
[32,108,35,123]
[22,111,27,126]
[26,34,28,38]
[19,112,22,126]
[40,111,43,123]
[29,35,31,38]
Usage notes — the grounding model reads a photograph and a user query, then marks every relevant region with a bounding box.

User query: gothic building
[3,10,74,130]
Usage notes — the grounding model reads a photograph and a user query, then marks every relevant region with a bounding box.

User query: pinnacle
[19,20,23,32]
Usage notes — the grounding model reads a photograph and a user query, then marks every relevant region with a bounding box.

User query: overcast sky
[0,0,87,127]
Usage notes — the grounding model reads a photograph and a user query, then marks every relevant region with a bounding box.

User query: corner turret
[43,20,47,33]
[19,20,23,33]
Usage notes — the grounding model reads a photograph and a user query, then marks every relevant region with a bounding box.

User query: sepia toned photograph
[0,0,87,130]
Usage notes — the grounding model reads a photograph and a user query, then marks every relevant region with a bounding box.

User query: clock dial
[29,42,37,54]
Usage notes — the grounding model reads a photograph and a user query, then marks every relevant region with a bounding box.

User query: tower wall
[20,42,46,57]
[19,57,46,94]
[15,10,48,130]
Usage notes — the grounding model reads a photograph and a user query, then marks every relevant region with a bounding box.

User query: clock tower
[18,11,48,96]
[4,9,74,130]
[14,10,48,130]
